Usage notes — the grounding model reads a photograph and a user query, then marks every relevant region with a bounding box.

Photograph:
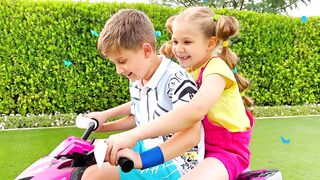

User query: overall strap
[196,56,219,88]
[196,56,255,129]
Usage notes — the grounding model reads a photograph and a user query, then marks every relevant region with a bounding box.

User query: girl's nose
[176,45,185,53]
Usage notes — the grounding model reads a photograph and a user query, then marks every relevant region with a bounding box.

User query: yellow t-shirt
[189,57,250,132]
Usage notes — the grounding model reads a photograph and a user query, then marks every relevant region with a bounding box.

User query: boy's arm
[86,101,132,131]
[93,101,132,120]
[101,114,136,132]
[116,122,201,169]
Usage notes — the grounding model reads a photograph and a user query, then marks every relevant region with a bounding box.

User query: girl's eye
[184,41,192,44]
[173,40,178,45]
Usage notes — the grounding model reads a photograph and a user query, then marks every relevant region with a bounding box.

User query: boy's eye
[118,59,127,64]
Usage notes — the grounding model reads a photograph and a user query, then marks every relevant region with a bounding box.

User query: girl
[107,6,254,180]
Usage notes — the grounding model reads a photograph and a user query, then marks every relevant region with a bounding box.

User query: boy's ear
[142,43,153,58]
[208,36,217,51]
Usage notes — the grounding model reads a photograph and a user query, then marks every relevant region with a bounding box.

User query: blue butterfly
[64,60,72,67]
[301,16,308,23]
[90,29,100,37]
[280,136,290,144]
[155,31,161,38]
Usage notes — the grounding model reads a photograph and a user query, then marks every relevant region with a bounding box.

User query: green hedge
[0,1,176,115]
[0,0,319,115]
[223,10,320,106]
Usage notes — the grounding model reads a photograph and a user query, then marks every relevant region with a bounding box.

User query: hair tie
[213,14,221,21]
[232,67,238,74]
[223,40,229,47]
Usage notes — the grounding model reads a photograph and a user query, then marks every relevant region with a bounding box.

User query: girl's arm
[131,74,225,141]
[107,74,225,164]
[160,121,201,162]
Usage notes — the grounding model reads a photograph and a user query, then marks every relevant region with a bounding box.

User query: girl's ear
[142,43,153,58]
[208,36,218,51]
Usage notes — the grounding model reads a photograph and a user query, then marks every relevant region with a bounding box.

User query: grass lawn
[250,116,320,179]
[0,116,319,179]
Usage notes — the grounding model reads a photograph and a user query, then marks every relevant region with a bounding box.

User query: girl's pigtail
[160,40,175,59]
[215,15,240,69]
[159,15,176,59]
[215,15,254,108]
[165,15,175,34]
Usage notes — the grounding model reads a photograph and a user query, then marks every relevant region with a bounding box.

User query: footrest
[237,169,282,180]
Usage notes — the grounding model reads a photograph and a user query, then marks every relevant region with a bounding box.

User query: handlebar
[76,114,134,172]
[85,151,134,173]
[76,114,99,140]
[81,121,96,140]
[118,157,134,173]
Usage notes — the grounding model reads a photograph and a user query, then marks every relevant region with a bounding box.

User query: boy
[81,9,204,180]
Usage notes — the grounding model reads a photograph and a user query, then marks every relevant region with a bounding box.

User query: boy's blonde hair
[98,9,157,58]
[161,6,253,107]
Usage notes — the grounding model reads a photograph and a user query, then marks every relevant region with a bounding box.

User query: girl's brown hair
[160,6,253,108]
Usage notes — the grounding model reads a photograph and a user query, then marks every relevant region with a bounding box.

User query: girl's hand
[116,148,142,169]
[85,111,108,132]
[105,131,139,166]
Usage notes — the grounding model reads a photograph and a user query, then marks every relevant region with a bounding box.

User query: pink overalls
[196,60,254,180]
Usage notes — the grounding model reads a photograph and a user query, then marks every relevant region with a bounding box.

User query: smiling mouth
[178,56,190,61]
[126,72,132,78]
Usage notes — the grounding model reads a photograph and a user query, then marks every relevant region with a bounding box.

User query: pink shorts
[203,110,253,180]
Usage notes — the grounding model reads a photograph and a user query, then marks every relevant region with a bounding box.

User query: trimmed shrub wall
[223,9,320,106]
[0,0,319,115]
[0,0,176,115]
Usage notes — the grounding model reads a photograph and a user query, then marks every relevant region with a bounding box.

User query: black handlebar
[118,157,134,173]
[81,122,95,140]
[79,118,134,173]
[81,118,99,140]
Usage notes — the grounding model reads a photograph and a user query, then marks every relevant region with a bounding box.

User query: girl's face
[171,20,216,70]
[107,45,153,82]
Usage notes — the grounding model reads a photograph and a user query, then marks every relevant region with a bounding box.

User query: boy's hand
[106,131,139,166]
[85,111,108,131]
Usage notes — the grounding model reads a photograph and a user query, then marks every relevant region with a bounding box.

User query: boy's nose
[115,66,124,75]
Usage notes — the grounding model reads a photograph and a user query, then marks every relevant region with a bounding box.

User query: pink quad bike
[16,117,133,180]
[237,169,282,180]
[16,114,282,180]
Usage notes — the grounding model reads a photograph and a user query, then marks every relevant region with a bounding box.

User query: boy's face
[107,46,152,81]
